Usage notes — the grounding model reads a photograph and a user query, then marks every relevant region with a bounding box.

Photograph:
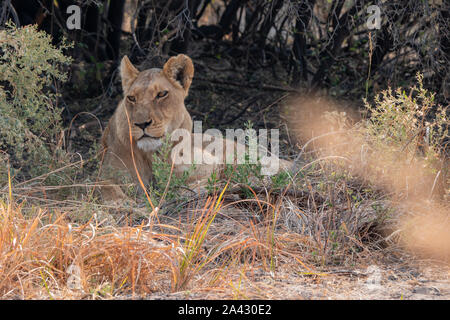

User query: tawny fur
[100,54,292,202]
[100,54,194,201]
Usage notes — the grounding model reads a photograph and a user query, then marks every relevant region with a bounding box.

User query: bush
[364,73,448,170]
[148,136,196,205]
[362,73,448,198]
[307,73,448,200]
[0,23,72,182]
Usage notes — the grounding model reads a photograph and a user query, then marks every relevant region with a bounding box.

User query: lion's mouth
[139,133,163,140]
[136,136,163,152]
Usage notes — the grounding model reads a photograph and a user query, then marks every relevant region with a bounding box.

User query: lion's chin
[136,137,162,152]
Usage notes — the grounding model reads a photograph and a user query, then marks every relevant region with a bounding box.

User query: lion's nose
[135,120,152,130]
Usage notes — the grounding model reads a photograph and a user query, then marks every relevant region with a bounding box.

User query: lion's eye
[127,95,136,103]
[156,91,168,99]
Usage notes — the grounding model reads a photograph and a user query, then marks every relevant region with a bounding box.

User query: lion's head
[118,54,194,152]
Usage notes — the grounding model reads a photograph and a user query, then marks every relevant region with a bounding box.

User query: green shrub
[310,73,448,200]
[355,73,449,199]
[149,135,196,205]
[0,23,72,182]
[364,73,448,169]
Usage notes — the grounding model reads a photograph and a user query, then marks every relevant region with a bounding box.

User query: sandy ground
[143,263,449,300]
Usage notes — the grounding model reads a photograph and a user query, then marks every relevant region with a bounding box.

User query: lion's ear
[120,55,139,93]
[163,54,194,95]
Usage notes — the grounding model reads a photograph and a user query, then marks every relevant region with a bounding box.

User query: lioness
[100,54,194,201]
[100,54,292,201]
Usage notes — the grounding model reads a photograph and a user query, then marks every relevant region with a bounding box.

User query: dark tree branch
[106,0,125,60]
[311,4,361,87]
[291,0,316,84]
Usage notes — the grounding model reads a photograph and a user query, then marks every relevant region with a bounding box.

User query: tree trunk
[106,0,125,60]
[291,0,316,84]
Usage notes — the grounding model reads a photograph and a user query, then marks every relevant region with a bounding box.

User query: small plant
[206,171,219,194]
[364,73,448,167]
[221,120,265,196]
[148,135,196,205]
[223,154,263,198]
[0,23,72,183]
[362,73,448,197]
[270,171,291,190]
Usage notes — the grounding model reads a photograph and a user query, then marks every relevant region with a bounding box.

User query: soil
[143,263,449,300]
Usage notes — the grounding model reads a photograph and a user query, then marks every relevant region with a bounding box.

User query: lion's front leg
[98,181,129,202]
[98,149,134,202]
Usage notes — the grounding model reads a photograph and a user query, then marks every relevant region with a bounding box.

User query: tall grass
[2,169,323,299]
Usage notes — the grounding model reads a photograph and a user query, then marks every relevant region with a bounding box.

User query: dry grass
[0,178,177,298]
[1,149,448,299]
[1,162,385,299]
[1,77,448,299]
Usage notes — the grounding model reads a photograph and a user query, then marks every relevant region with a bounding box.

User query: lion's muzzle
[136,137,163,152]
